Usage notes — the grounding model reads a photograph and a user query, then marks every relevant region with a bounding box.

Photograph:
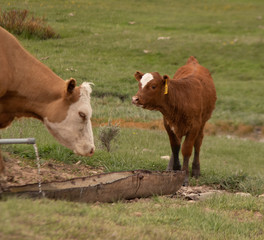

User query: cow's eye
[151,85,156,89]
[79,112,87,121]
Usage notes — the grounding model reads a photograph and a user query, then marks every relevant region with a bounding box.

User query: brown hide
[0,27,91,173]
[132,56,217,185]
[0,27,80,127]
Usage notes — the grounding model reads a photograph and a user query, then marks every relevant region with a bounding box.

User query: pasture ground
[1,153,264,240]
[1,0,264,239]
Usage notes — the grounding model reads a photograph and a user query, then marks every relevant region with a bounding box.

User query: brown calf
[132,56,217,185]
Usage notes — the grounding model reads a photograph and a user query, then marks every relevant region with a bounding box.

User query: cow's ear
[134,71,144,81]
[66,78,76,94]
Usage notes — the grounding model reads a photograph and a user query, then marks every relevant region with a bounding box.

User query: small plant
[0,9,59,39]
[218,170,248,191]
[98,121,120,152]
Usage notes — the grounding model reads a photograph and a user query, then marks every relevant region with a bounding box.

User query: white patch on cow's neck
[140,73,153,89]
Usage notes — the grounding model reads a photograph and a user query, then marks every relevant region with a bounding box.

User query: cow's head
[132,71,169,110]
[44,78,95,157]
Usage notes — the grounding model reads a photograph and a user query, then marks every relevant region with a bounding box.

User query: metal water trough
[3,170,185,203]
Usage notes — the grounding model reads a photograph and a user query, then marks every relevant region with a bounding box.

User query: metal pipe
[0,138,36,145]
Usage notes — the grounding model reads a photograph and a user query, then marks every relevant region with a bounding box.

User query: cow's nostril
[89,147,94,156]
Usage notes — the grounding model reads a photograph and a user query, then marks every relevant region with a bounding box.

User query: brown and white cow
[132,56,217,185]
[0,27,95,173]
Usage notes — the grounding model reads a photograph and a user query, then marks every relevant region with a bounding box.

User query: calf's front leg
[167,144,181,171]
[163,119,181,171]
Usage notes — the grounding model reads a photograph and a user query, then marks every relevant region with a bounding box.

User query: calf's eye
[151,85,156,89]
[79,112,87,121]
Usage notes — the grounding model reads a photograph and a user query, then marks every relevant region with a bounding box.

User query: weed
[98,121,120,152]
[218,171,248,191]
[0,9,59,39]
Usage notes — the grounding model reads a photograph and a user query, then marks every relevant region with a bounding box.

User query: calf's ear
[163,75,169,94]
[162,75,170,83]
[66,78,76,94]
[134,71,144,81]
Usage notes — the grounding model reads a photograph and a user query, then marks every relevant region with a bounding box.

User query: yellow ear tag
[164,78,168,95]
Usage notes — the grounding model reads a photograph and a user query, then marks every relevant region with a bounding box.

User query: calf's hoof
[182,176,189,187]
[166,165,181,172]
[191,168,200,178]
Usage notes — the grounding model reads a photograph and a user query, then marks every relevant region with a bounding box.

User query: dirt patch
[93,118,264,141]
[172,185,226,201]
[0,154,104,191]
[93,118,165,130]
[231,210,263,223]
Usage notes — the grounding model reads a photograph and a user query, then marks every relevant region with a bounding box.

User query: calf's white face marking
[44,82,95,156]
[140,73,153,89]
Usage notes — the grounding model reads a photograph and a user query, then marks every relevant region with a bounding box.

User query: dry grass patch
[0,9,59,39]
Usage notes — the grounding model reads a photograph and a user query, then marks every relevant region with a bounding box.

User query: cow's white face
[44,82,95,156]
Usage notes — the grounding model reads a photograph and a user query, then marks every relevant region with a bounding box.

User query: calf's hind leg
[181,130,199,185]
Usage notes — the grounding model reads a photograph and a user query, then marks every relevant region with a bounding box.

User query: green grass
[1,0,264,239]
[1,0,264,123]
[1,195,264,240]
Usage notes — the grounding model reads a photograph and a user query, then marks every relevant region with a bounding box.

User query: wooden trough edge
[2,170,186,203]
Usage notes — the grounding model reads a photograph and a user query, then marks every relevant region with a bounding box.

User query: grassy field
[1,0,264,239]
[1,195,264,240]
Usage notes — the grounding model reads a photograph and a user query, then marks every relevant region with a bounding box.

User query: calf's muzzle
[132,96,139,105]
